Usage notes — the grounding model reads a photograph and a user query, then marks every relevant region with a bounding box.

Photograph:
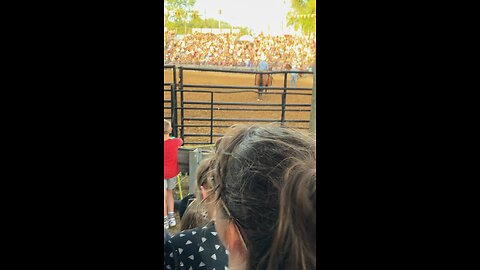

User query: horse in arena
[254,67,273,101]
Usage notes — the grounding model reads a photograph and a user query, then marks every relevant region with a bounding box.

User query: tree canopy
[164,0,250,35]
[164,0,197,23]
[286,0,316,35]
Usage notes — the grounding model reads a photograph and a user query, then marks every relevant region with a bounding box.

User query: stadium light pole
[218,9,222,32]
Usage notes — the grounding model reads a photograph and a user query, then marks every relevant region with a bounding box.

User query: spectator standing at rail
[285,63,298,88]
[164,120,183,230]
[290,64,299,88]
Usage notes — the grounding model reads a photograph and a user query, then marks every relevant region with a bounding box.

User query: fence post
[179,66,185,141]
[210,91,214,144]
[171,66,178,137]
[281,72,288,125]
[309,60,316,136]
[259,71,263,100]
[170,84,175,133]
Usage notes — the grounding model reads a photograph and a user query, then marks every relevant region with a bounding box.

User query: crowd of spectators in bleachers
[164,30,316,70]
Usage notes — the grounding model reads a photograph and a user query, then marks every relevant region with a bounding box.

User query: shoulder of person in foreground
[164,223,228,270]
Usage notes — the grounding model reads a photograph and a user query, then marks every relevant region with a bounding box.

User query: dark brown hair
[212,124,316,270]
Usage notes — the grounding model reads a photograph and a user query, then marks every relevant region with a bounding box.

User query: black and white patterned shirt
[164,222,229,270]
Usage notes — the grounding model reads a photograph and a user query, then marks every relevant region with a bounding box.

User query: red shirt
[164,137,183,179]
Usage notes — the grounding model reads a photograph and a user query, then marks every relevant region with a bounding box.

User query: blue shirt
[258,60,269,71]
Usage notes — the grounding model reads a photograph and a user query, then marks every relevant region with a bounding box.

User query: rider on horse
[256,54,271,101]
[258,54,269,72]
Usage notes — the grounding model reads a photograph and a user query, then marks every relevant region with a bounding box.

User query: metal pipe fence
[164,65,314,145]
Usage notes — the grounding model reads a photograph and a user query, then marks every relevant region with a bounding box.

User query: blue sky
[192,0,293,35]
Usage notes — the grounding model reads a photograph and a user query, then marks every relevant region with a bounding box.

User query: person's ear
[200,185,208,201]
[224,222,248,258]
[169,127,172,133]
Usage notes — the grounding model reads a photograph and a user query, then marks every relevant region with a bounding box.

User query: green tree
[286,0,316,35]
[164,0,196,23]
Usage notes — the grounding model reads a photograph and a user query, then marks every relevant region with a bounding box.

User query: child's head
[164,119,172,135]
[211,124,316,270]
[195,156,216,219]
[196,156,215,195]
[178,155,216,231]
[180,198,209,231]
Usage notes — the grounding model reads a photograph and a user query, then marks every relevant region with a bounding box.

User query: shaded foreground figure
[285,63,299,88]
[211,124,316,270]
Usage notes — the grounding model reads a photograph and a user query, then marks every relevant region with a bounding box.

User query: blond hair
[164,120,171,135]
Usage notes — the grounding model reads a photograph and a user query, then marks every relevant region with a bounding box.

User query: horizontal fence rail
[180,66,313,75]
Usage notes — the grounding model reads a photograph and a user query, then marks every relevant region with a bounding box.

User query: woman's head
[211,125,316,270]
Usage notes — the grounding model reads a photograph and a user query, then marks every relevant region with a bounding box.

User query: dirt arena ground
[164,69,314,144]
